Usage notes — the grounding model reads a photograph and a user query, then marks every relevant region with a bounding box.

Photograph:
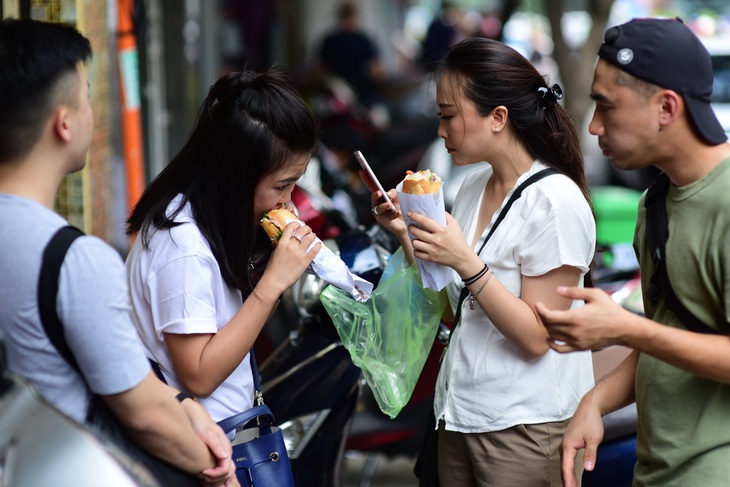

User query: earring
[493,128,499,133]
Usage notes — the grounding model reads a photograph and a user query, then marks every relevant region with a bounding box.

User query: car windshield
[712,54,730,103]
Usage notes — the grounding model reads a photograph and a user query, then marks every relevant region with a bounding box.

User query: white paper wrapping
[278,214,373,302]
[396,181,453,291]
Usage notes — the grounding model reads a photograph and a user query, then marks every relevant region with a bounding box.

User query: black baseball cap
[598,17,727,145]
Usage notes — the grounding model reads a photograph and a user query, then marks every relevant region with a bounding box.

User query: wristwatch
[175,392,196,403]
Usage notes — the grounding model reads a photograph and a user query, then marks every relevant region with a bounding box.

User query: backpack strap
[37,225,85,371]
[644,173,719,334]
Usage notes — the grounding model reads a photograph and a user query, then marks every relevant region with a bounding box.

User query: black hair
[435,37,592,205]
[0,19,92,162]
[436,37,595,285]
[126,68,319,292]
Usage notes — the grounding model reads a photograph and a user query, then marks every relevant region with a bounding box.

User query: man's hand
[536,286,633,352]
[180,399,238,486]
[561,393,605,487]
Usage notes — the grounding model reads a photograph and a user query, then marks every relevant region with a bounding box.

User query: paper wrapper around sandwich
[276,213,373,302]
[396,181,452,291]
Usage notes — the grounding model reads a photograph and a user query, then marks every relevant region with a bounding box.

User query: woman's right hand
[259,222,320,299]
[369,188,407,238]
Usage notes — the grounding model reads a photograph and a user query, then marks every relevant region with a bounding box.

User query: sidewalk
[342,451,419,487]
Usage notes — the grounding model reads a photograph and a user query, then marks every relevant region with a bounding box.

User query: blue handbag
[217,352,295,487]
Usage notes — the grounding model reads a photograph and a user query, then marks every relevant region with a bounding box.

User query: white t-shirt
[126,195,254,422]
[0,194,149,423]
[435,161,595,433]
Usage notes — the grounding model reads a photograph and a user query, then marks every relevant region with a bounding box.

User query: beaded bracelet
[462,263,489,286]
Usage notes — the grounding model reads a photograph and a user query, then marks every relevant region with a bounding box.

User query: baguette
[402,169,442,195]
[260,205,299,246]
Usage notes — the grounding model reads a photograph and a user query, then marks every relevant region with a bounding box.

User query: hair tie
[537,83,563,109]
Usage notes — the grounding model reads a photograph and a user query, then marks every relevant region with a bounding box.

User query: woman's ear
[491,105,508,132]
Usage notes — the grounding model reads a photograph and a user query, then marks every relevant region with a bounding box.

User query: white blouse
[434,160,596,433]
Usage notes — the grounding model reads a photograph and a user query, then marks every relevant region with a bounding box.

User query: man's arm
[101,371,221,476]
[175,388,237,486]
[561,350,638,487]
[537,286,730,384]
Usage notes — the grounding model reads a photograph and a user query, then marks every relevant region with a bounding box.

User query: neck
[0,151,69,209]
[489,145,535,189]
[659,141,730,187]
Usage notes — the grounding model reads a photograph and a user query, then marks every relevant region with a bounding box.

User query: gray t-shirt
[0,194,149,423]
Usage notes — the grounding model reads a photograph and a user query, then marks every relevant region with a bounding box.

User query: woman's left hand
[407,211,472,271]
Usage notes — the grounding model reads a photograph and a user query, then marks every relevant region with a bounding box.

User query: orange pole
[117,0,145,218]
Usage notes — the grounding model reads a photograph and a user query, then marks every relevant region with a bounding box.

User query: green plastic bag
[320,248,449,418]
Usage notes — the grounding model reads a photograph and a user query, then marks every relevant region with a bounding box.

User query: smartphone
[354,150,396,212]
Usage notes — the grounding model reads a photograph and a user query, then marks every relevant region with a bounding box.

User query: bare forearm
[623,319,730,384]
[181,288,278,395]
[590,350,638,416]
[457,256,552,359]
[107,375,215,474]
[396,231,417,267]
[471,275,550,359]
[128,402,215,473]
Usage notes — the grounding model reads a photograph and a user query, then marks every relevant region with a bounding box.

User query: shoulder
[63,235,127,280]
[525,169,591,216]
[146,198,213,258]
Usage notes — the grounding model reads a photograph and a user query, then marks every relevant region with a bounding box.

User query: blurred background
[2,2,728,485]
[2,0,727,253]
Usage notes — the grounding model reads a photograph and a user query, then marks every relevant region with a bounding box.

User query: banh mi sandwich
[402,169,442,195]
[260,205,300,246]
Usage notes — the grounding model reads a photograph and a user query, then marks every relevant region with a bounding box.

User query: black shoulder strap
[644,173,719,334]
[452,167,558,327]
[38,225,85,371]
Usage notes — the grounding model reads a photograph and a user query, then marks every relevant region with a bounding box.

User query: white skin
[0,65,238,486]
[364,72,583,360]
[164,154,322,397]
[534,59,730,487]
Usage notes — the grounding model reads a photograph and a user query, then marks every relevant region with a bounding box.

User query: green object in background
[592,186,643,246]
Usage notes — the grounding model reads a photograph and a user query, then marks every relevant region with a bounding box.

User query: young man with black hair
[0,18,236,486]
[536,17,730,486]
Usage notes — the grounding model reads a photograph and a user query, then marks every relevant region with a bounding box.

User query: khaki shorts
[437,419,583,487]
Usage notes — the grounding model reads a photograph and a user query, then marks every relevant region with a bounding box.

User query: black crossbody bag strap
[644,173,719,334]
[38,225,85,368]
[451,168,558,330]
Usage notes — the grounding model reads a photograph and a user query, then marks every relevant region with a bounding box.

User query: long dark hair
[126,68,319,292]
[435,37,592,205]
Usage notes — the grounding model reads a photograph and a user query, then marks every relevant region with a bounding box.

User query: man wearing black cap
[536,17,730,486]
